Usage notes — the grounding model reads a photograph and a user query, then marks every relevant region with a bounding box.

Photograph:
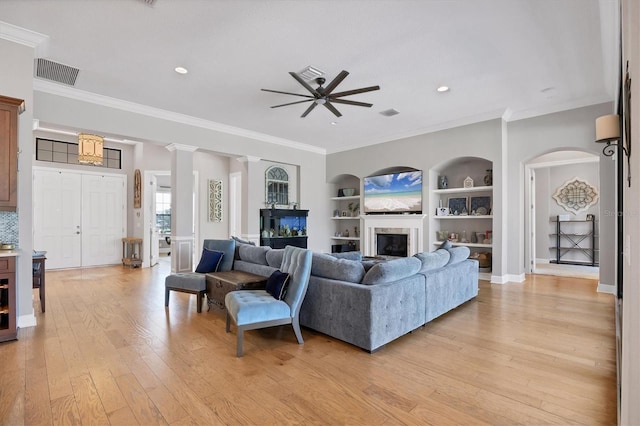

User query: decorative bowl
[341,188,356,197]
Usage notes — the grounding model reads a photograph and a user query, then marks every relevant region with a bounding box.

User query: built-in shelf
[330,195,360,201]
[433,185,493,194]
[331,216,360,220]
[331,236,360,241]
[432,215,493,220]
[433,241,492,248]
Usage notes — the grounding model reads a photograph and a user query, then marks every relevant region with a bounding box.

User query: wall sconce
[78,133,104,165]
[596,114,630,186]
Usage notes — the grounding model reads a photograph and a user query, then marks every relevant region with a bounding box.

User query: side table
[122,237,142,268]
[206,270,267,311]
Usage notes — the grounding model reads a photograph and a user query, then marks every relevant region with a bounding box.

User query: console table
[205,270,267,311]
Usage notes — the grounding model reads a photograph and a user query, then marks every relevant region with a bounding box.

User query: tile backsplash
[0,211,19,245]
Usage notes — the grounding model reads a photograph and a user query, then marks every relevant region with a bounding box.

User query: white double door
[33,168,126,269]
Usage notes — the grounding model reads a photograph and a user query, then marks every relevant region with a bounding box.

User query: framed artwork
[447,197,468,215]
[470,196,491,215]
[133,169,141,208]
[208,179,223,222]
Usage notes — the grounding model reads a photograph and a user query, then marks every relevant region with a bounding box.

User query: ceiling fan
[261,70,380,118]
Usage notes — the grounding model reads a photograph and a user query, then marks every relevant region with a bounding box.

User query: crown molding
[33,79,326,155]
[166,143,198,153]
[0,20,49,56]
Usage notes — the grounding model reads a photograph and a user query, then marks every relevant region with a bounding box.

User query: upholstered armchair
[225,245,312,357]
[164,239,236,312]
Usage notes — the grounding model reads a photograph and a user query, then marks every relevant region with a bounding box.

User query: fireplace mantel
[361,214,427,257]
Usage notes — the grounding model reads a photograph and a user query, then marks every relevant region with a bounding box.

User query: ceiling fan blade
[301,102,318,118]
[289,72,321,97]
[261,88,314,99]
[271,99,314,108]
[323,101,342,117]
[323,70,349,95]
[331,85,381,98]
[330,98,373,108]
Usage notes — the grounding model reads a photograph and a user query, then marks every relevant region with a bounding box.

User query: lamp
[78,133,104,165]
[595,114,630,186]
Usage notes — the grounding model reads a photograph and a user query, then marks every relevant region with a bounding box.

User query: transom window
[266,166,289,206]
[36,138,121,169]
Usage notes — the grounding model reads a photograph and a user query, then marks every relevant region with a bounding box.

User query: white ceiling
[1,0,618,154]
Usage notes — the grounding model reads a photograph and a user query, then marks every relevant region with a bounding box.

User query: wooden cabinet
[0,95,24,212]
[0,256,17,342]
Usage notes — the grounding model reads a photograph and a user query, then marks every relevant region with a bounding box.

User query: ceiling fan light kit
[262,70,380,118]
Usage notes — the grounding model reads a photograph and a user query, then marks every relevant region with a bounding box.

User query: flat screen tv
[363,171,423,214]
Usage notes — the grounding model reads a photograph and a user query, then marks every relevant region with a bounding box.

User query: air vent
[35,58,79,86]
[379,108,400,117]
[297,65,324,81]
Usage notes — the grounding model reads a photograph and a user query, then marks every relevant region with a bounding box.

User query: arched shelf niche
[429,156,494,280]
[328,173,361,253]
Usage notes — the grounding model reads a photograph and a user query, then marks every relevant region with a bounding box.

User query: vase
[438,175,448,189]
[470,232,477,243]
[484,169,493,186]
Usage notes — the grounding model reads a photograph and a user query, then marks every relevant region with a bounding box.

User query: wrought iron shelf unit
[549,215,598,266]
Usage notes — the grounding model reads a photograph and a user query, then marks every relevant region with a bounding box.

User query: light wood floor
[0,263,616,425]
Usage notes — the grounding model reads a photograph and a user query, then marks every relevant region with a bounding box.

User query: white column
[167,143,197,272]
[236,156,262,244]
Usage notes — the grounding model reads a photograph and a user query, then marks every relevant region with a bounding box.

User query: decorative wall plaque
[133,169,141,208]
[208,179,223,222]
[552,177,599,214]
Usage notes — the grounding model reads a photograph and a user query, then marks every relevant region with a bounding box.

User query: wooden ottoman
[206,270,267,311]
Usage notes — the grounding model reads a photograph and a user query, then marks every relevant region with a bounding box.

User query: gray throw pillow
[238,244,270,265]
[414,249,450,272]
[361,257,421,285]
[311,252,365,283]
[266,249,285,268]
[447,246,470,265]
[329,251,363,261]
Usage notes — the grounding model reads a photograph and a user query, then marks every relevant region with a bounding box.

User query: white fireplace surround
[362,214,427,257]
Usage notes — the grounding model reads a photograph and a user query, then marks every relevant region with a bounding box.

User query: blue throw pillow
[265,270,290,300]
[195,248,224,273]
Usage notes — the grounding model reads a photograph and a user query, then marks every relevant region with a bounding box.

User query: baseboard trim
[597,283,616,295]
[18,313,37,328]
[490,273,526,284]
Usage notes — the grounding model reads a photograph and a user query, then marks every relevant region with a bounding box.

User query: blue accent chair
[225,245,312,357]
[164,239,236,313]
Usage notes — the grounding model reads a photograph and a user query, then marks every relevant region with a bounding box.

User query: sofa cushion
[265,270,290,300]
[266,249,285,268]
[447,246,470,265]
[329,251,363,261]
[231,236,255,246]
[202,239,235,272]
[238,244,270,265]
[194,248,224,273]
[414,249,450,273]
[311,252,365,283]
[361,257,422,285]
[439,240,453,250]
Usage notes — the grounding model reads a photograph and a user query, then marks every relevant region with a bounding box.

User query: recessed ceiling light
[436,86,449,93]
[174,66,188,75]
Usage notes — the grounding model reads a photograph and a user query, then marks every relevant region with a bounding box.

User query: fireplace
[376,234,408,257]
[362,214,426,257]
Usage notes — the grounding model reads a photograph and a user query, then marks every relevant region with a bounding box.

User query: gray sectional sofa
[231,243,479,352]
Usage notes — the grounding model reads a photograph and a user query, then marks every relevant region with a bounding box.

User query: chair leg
[292,319,304,344]
[196,291,203,313]
[236,327,244,357]
[165,288,170,307]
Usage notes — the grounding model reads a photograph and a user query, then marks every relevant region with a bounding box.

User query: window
[36,138,121,169]
[156,192,171,233]
[266,166,289,206]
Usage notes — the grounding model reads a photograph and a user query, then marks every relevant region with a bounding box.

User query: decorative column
[236,156,262,244]
[166,143,198,272]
